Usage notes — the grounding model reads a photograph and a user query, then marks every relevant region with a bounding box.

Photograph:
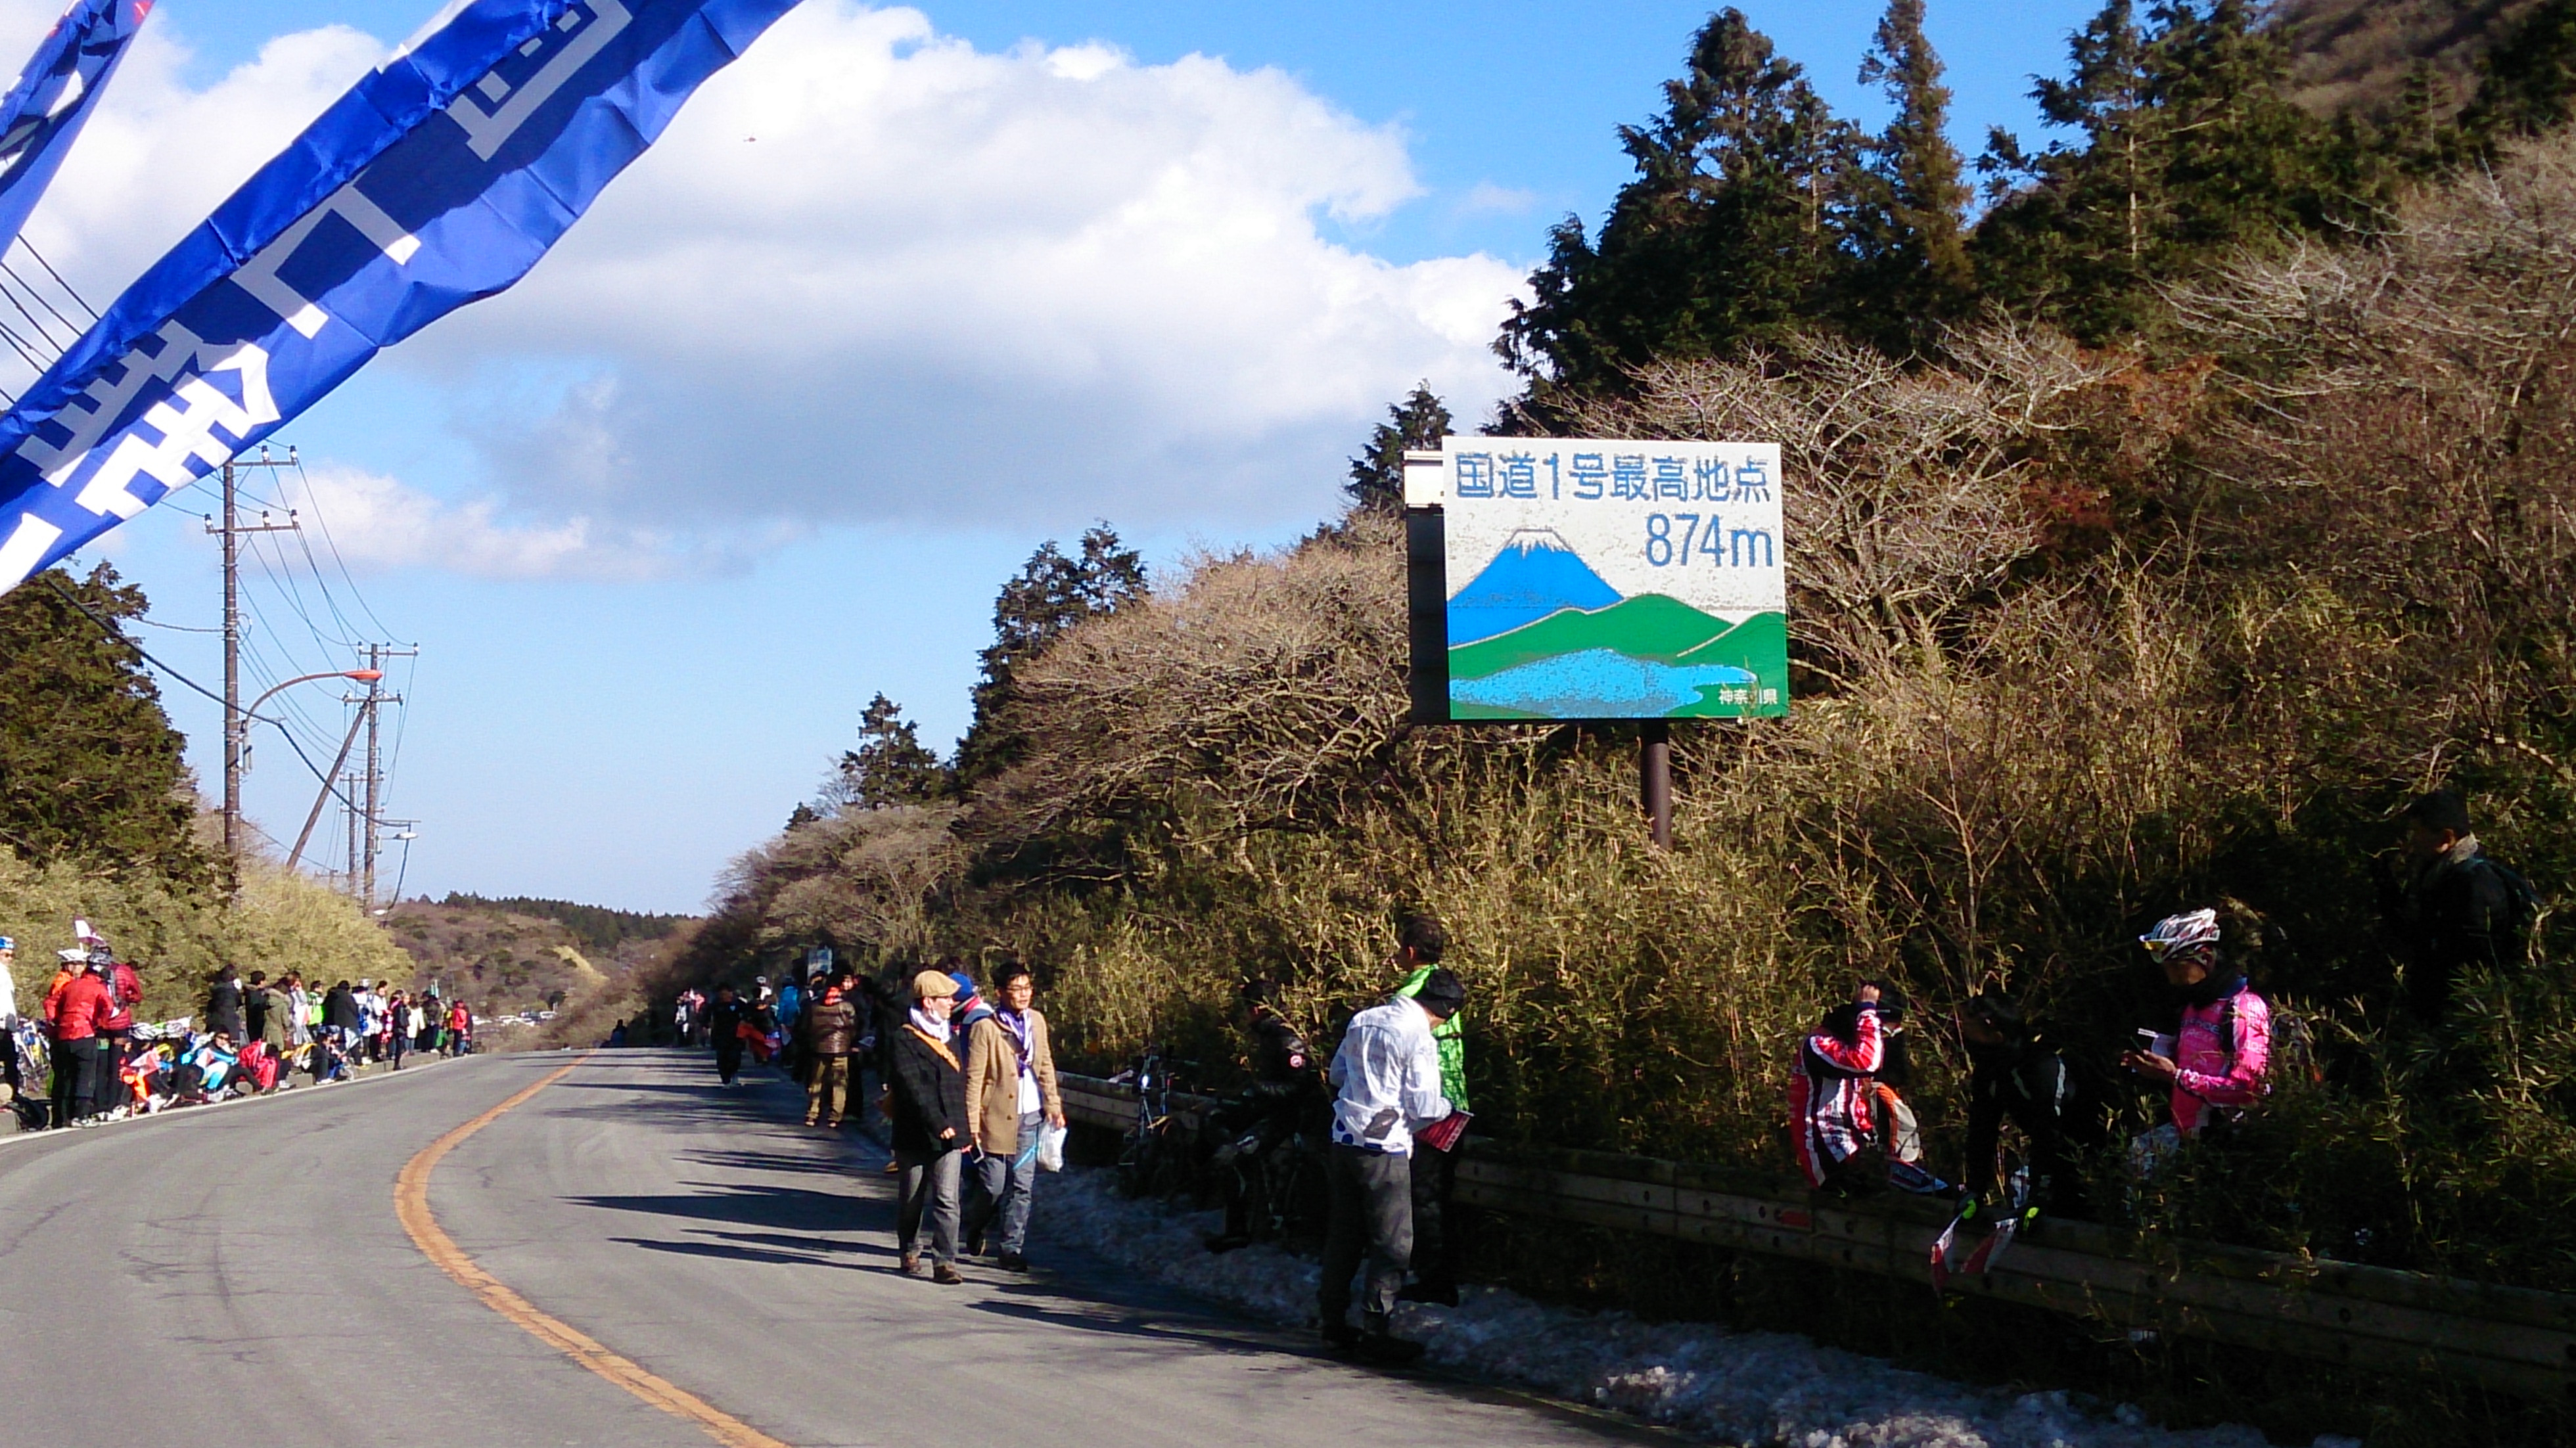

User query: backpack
[2221,992,2322,1089]
[2468,856,2545,963]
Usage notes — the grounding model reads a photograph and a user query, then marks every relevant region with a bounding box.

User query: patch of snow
[1034,1167,2334,1448]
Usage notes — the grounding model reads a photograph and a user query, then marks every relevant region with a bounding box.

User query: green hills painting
[1448,599,1789,720]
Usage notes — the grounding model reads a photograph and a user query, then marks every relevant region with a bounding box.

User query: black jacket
[325,986,361,1033]
[206,978,244,1039]
[889,1023,968,1158]
[2381,844,2525,1023]
[707,997,748,1044]
[1963,1035,2099,1213]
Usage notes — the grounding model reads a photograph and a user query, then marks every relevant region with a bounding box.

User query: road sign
[1406,436,1787,723]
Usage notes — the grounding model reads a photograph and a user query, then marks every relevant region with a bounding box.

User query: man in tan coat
[962,961,1064,1271]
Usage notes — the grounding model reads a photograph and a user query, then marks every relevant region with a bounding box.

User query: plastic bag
[1036,1120,1069,1173]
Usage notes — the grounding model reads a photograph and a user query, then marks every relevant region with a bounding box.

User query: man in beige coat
[963,961,1064,1271]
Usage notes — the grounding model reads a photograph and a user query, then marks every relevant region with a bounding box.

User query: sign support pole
[1641,721,1672,850]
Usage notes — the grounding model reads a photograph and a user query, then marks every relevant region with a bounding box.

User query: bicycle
[1114,1044,1201,1202]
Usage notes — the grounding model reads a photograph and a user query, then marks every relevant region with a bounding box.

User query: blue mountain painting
[1446,529,1622,646]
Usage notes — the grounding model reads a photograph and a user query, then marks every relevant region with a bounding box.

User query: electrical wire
[37,574,377,823]
[0,272,68,353]
[18,238,97,323]
[289,455,400,641]
[1,258,83,339]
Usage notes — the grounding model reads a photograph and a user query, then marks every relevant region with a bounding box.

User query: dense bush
[683,135,2576,1293]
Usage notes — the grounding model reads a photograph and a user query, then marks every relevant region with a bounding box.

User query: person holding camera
[2120,908,2272,1175]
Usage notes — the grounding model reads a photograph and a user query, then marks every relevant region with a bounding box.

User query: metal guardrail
[1056,1072,2575,1401]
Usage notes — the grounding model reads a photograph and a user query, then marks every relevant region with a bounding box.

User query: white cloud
[9,1,1529,570]
[6,5,380,296]
[1460,181,1540,215]
[279,463,721,582]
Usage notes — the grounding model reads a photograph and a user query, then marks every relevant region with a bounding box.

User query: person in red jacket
[47,959,114,1125]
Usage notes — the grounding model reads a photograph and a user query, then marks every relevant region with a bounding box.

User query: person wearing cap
[2379,788,2533,1026]
[962,961,1063,1271]
[46,953,114,1125]
[2121,907,2272,1175]
[1389,913,1470,1305]
[1318,966,1463,1364]
[890,969,971,1284]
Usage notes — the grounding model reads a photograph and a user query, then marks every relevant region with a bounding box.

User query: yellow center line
[394,1054,792,1448]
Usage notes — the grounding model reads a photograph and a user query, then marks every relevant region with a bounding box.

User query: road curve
[0,1048,1639,1448]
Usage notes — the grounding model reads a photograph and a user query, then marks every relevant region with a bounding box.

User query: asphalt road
[0,1048,1640,1448]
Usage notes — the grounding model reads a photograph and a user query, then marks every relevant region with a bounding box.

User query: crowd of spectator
[0,922,476,1131]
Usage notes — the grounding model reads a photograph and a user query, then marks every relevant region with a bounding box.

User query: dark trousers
[1409,1141,1460,1292]
[715,1038,744,1083]
[50,1038,83,1125]
[1320,1143,1413,1330]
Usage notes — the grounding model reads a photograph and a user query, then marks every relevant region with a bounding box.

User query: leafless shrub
[1559,330,2128,686]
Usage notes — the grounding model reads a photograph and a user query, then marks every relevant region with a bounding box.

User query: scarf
[997,1007,1035,1077]
[908,1005,951,1044]
[2178,972,2247,1008]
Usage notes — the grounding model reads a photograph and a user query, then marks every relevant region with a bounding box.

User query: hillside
[382,896,688,1015]
[2276,0,2544,118]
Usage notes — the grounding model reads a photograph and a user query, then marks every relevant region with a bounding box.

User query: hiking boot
[1205,1233,1253,1254]
[881,1158,901,1175]
[803,1116,819,1127]
[998,1251,1028,1272]
[1356,1331,1427,1366]
[932,1263,966,1286]
[1320,1319,1360,1351]
[1397,1280,1459,1307]
[898,1253,920,1275]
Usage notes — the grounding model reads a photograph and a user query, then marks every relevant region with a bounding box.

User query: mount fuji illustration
[1445,528,1621,646]
[1443,528,1789,719]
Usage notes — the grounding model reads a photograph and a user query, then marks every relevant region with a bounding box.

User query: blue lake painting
[1447,648,1755,718]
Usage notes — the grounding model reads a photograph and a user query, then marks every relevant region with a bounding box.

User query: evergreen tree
[1345,384,1452,514]
[1496,9,1860,411]
[828,693,948,809]
[953,526,1148,786]
[1972,0,2335,341]
[784,802,821,832]
[0,564,208,883]
[1845,0,1974,353]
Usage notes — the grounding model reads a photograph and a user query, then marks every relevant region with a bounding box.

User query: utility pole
[350,643,413,911]
[210,446,299,883]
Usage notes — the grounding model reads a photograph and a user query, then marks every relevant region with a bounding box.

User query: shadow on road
[610,1235,887,1271]
[566,1183,873,1233]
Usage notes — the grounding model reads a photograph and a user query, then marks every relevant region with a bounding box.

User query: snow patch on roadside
[1034,1166,2303,1448]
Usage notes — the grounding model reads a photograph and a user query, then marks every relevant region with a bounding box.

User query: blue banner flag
[0,0,151,265]
[0,0,804,591]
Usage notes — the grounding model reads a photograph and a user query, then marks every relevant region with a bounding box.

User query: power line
[1,257,83,339]
[290,455,400,641]
[35,574,370,822]
[18,238,97,323]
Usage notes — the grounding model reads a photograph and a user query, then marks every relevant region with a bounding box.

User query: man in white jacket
[1318,967,1465,1363]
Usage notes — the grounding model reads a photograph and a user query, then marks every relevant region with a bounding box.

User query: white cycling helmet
[2140,908,2222,961]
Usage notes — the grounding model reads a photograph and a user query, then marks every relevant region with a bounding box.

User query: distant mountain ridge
[2276,0,2544,118]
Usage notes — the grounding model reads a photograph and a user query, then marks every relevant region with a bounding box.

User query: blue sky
[9,0,2103,912]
